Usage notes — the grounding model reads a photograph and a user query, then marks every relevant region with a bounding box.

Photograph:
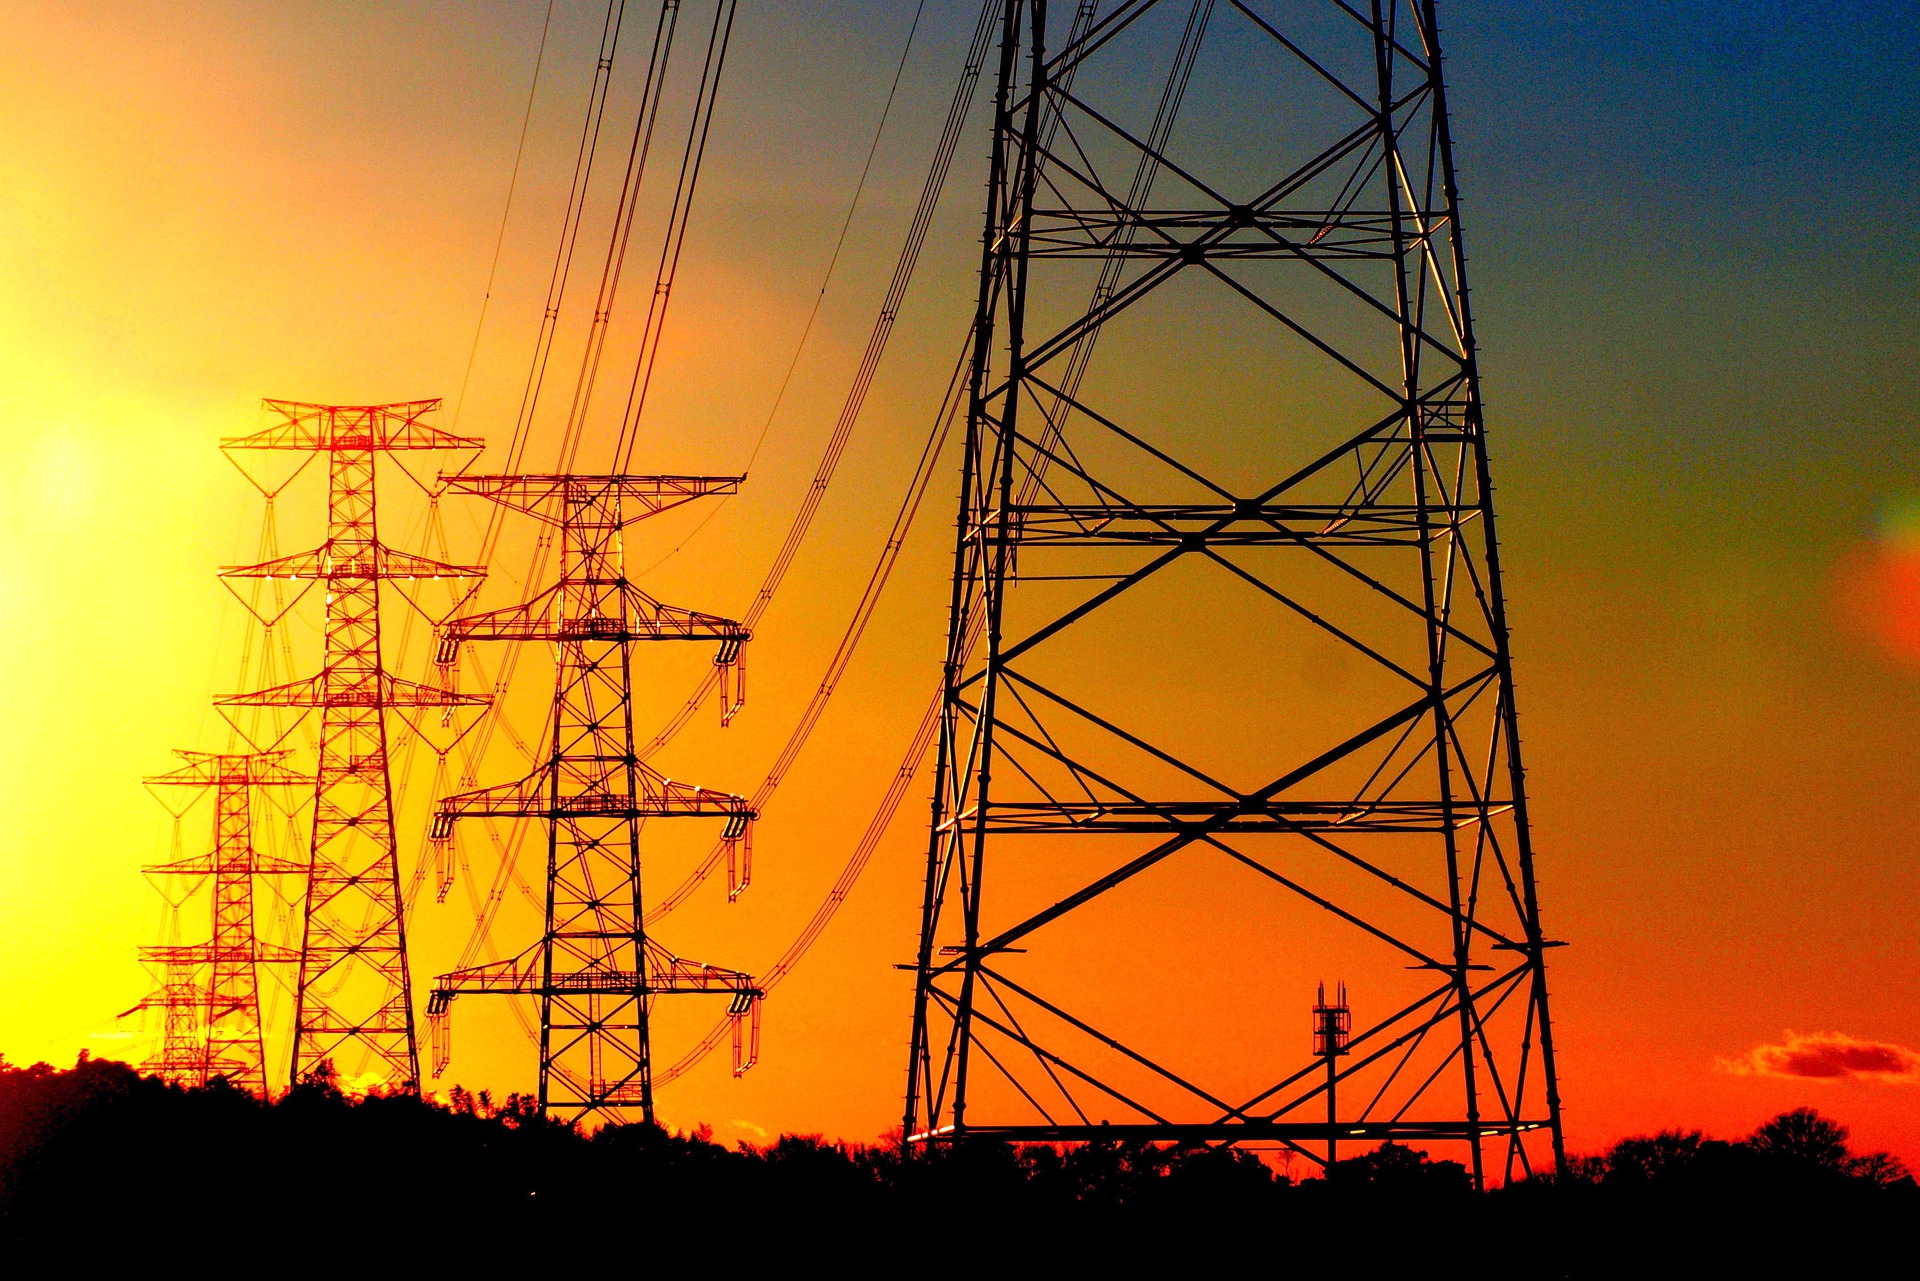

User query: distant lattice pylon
[136,750,306,1097]
[426,474,760,1127]
[218,400,485,1091]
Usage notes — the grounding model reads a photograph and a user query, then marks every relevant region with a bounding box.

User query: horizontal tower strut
[913,1121,1552,1145]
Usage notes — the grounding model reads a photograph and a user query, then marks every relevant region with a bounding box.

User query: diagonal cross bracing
[426,474,760,1127]
[904,0,1564,1188]
[220,399,483,1091]
[135,750,306,1097]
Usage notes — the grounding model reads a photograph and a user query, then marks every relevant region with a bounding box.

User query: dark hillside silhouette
[0,1054,1909,1273]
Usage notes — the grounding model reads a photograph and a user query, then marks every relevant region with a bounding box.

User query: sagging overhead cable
[629,0,935,580]
[443,0,949,974]
[607,0,741,470]
[554,0,687,469]
[645,336,972,919]
[437,2,685,947]
[486,0,628,551]
[451,0,557,437]
[642,0,1108,922]
[638,0,1004,762]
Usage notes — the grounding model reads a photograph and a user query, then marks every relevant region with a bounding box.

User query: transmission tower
[218,400,485,1091]
[136,750,305,1097]
[903,0,1564,1185]
[426,474,760,1127]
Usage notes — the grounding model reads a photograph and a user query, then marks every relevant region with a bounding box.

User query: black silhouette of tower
[427,475,760,1126]
[904,0,1564,1185]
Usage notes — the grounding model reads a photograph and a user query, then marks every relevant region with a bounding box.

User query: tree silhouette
[1845,1151,1912,1187]
[1744,1106,1852,1171]
[0,1054,1912,1271]
[1602,1128,1708,1185]
[1329,1140,1472,1194]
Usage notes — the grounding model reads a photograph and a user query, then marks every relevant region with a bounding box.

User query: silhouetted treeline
[1,1053,1910,1274]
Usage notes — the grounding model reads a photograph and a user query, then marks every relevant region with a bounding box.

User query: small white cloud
[1720,1030,1920,1084]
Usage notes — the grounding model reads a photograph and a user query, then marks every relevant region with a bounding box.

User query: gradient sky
[1,0,1916,1163]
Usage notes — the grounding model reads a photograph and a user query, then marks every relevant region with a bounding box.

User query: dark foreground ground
[0,1054,1910,1274]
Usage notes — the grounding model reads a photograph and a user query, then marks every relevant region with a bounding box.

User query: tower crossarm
[429,940,760,1010]
[429,764,755,842]
[220,542,485,582]
[222,399,483,453]
[143,852,308,877]
[141,942,303,966]
[433,581,749,663]
[439,473,741,526]
[640,938,762,999]
[219,671,488,710]
[143,749,306,790]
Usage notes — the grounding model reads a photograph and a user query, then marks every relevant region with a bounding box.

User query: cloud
[1720,1030,1920,1084]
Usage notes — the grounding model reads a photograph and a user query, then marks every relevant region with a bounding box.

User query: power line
[635,0,1002,763]
[450,0,558,435]
[631,0,933,578]
[607,0,741,469]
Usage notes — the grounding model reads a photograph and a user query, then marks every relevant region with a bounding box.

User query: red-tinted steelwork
[426,474,760,1127]
[134,750,305,1097]
[904,0,1564,1185]
[219,401,485,1091]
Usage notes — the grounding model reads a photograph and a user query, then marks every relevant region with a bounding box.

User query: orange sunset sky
[1,0,1916,1164]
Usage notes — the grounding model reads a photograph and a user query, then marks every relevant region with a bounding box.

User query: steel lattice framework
[219,400,485,1090]
[136,750,305,1097]
[427,474,761,1127]
[905,0,1564,1184]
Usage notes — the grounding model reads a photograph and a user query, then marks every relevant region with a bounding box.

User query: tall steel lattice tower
[136,750,305,1097]
[904,0,1564,1184]
[219,400,484,1090]
[426,475,761,1127]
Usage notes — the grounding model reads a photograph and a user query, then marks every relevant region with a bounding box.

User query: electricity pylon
[426,474,760,1127]
[904,0,1564,1185]
[136,750,305,1097]
[218,400,485,1091]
